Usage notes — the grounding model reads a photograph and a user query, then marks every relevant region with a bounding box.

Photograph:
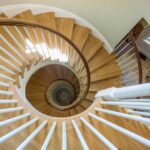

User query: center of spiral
[46,80,75,109]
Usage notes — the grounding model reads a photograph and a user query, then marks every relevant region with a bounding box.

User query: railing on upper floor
[114,31,142,86]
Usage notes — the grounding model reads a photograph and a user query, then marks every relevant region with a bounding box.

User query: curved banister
[0,18,91,108]
[129,31,142,84]
[0,18,150,149]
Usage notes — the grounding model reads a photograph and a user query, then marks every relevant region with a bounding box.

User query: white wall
[0,0,150,48]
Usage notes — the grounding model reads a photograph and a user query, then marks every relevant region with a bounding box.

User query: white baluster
[101,101,150,107]
[62,121,67,150]
[0,90,13,96]
[120,99,150,102]
[0,64,15,75]
[116,42,132,56]
[33,28,46,60]
[88,113,150,147]
[0,117,38,143]
[24,27,40,60]
[1,35,24,65]
[0,107,23,113]
[0,55,21,72]
[0,46,22,66]
[95,107,150,125]
[0,113,30,126]
[3,26,30,64]
[16,120,47,150]
[41,29,50,59]
[80,117,118,150]
[0,99,17,104]
[0,82,10,88]
[41,122,56,150]
[0,73,15,82]
[72,120,89,150]
[121,105,150,111]
[128,110,150,117]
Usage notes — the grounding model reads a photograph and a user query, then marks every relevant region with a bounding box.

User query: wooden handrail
[114,31,143,85]
[129,32,143,84]
[0,18,90,105]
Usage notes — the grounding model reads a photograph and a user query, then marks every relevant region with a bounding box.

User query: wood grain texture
[26,64,80,117]
[90,61,121,83]
[34,12,57,30]
[72,24,90,49]
[0,10,149,150]
[56,17,74,39]
[88,47,116,72]
[82,34,103,61]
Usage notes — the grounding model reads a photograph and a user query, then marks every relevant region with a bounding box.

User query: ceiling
[0,0,150,48]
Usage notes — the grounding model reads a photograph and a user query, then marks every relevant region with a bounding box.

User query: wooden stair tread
[89,76,121,92]
[1,10,149,150]
[87,110,150,150]
[80,100,92,108]
[82,34,103,61]
[56,17,74,39]
[71,24,90,49]
[85,92,96,101]
[12,10,36,22]
[69,108,78,115]
[75,105,85,112]
[34,12,57,30]
[90,61,121,82]
[88,47,116,72]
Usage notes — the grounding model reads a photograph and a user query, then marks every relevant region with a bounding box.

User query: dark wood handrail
[129,32,143,84]
[114,30,143,85]
[0,18,90,103]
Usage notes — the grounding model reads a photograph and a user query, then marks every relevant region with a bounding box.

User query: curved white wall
[0,0,150,48]
[0,3,113,53]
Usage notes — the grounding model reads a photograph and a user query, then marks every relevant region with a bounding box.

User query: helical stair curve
[0,10,149,150]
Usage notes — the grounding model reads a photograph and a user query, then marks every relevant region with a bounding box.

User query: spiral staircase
[0,10,149,150]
